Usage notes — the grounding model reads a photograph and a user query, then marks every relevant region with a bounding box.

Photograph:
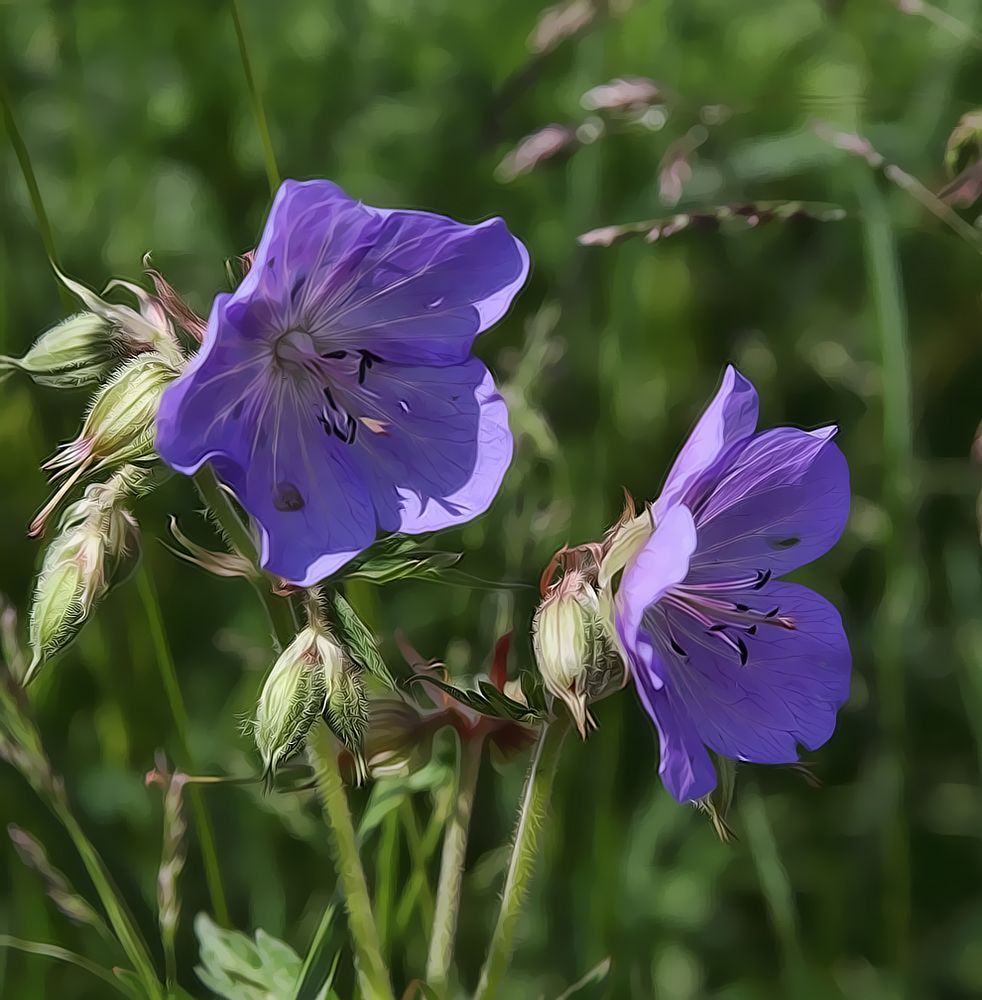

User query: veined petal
[653,365,758,521]
[155,294,268,474]
[349,358,513,534]
[635,664,717,802]
[689,426,850,579]
[660,582,851,765]
[615,503,697,670]
[318,211,529,366]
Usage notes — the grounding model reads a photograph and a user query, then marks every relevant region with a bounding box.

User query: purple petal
[615,503,697,673]
[155,294,264,474]
[318,209,528,366]
[653,365,758,522]
[348,359,513,534]
[635,664,718,802]
[660,582,851,764]
[688,427,850,580]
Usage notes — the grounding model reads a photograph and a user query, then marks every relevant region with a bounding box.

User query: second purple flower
[156,180,529,585]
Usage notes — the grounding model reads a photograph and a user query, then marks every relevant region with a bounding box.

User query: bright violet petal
[155,294,266,474]
[653,365,758,521]
[635,664,718,802]
[318,211,529,366]
[689,426,850,579]
[615,503,697,670]
[348,359,513,534]
[660,582,851,764]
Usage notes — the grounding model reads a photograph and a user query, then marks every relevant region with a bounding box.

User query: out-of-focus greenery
[2,1,982,997]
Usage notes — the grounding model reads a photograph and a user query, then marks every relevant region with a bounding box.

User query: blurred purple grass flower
[614,366,851,802]
[156,180,528,585]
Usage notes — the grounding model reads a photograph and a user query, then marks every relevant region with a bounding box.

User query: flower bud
[0,313,126,389]
[946,109,982,178]
[30,354,177,537]
[324,664,369,784]
[533,570,617,736]
[360,699,435,779]
[253,627,347,781]
[27,472,144,682]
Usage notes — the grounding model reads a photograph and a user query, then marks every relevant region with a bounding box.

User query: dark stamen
[746,624,758,636]
[346,414,357,444]
[707,623,728,632]
[323,386,338,411]
[752,569,772,590]
[322,349,347,360]
[736,603,750,612]
[670,638,688,658]
[765,607,781,618]
[736,636,749,666]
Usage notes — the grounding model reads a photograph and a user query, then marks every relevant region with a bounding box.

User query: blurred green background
[2,0,982,997]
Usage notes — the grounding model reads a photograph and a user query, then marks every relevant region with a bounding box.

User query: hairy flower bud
[253,626,347,781]
[30,354,177,537]
[0,313,126,389]
[533,570,618,736]
[27,469,146,683]
[325,665,369,784]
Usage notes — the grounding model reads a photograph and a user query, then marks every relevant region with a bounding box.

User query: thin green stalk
[426,735,483,994]
[0,80,73,310]
[192,465,297,648]
[50,804,162,998]
[136,565,230,927]
[474,718,569,1000]
[309,725,394,1000]
[740,784,807,995]
[394,797,440,936]
[229,0,281,196]
[375,808,399,958]
[294,900,338,1000]
[0,935,133,998]
[858,171,917,973]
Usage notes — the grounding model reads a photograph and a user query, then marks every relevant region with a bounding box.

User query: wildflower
[612,366,851,802]
[155,179,528,585]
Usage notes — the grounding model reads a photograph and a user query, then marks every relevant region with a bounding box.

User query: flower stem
[194,466,391,998]
[136,564,230,927]
[474,717,569,1000]
[229,0,281,196]
[309,724,394,1000]
[426,734,483,994]
[0,79,73,311]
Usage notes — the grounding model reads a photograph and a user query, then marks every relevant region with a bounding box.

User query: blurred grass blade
[0,935,137,998]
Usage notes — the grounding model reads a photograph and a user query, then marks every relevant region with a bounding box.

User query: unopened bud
[360,699,435,779]
[946,109,982,178]
[0,313,126,389]
[325,665,369,784]
[53,265,184,367]
[533,571,617,736]
[30,354,177,537]
[253,626,345,781]
[27,474,143,682]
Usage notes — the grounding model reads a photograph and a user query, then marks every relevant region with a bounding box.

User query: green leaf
[405,673,543,723]
[328,592,396,689]
[194,913,330,1000]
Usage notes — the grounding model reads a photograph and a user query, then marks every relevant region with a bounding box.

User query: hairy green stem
[426,735,483,994]
[229,0,281,195]
[474,718,569,1000]
[136,565,230,927]
[309,725,394,1000]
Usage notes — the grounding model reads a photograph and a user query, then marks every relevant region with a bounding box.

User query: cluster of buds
[252,592,371,785]
[27,466,151,683]
[533,495,653,735]
[30,352,177,538]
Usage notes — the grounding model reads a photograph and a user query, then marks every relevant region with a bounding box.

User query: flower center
[662,571,796,667]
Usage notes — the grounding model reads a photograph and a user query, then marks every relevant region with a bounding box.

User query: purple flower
[614,366,851,803]
[155,180,529,585]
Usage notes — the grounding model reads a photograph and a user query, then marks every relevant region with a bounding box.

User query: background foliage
[2,0,982,997]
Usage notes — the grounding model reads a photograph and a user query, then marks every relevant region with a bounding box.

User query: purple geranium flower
[155,180,529,585]
[614,365,851,803]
